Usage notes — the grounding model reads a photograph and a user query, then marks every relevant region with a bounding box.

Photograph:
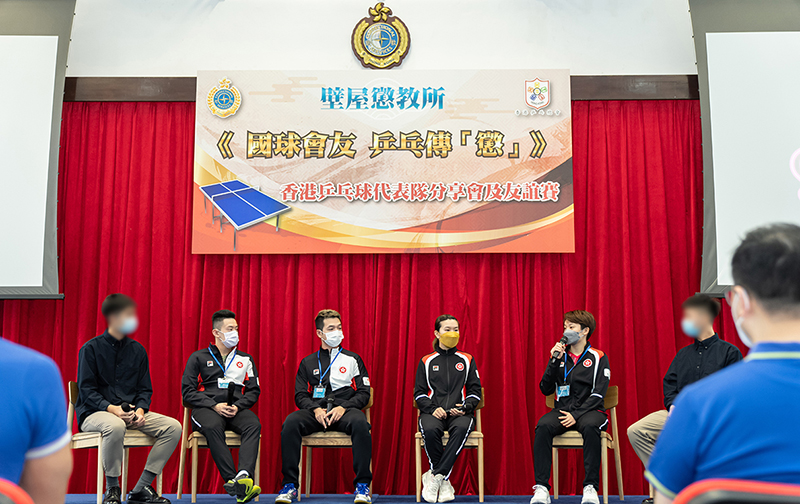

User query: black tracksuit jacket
[413,340,482,415]
[540,343,610,419]
[295,346,371,411]
[181,345,261,410]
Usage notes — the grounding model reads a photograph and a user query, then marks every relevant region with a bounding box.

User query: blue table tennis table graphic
[200,180,290,251]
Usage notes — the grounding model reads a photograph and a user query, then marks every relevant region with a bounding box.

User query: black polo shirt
[662,334,742,409]
[75,330,152,428]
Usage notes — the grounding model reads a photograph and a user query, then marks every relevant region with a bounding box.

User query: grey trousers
[626,409,669,466]
[81,411,182,478]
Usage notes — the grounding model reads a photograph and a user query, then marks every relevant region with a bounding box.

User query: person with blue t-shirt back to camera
[647,223,800,503]
[0,338,72,504]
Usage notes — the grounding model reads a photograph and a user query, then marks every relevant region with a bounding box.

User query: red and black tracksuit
[534,343,611,490]
[414,341,482,478]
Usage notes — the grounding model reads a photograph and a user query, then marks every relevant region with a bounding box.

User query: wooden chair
[413,388,485,503]
[297,389,374,501]
[545,385,624,504]
[66,382,163,504]
[176,405,261,502]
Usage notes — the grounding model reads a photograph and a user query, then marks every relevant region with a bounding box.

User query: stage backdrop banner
[193,70,574,254]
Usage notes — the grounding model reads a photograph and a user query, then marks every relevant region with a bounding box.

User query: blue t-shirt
[646,341,800,497]
[0,339,70,483]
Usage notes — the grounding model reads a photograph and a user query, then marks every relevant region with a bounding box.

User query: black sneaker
[223,476,261,503]
[642,499,654,504]
[127,485,170,504]
[103,486,121,504]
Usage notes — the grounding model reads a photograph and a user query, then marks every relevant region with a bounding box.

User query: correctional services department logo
[525,78,550,110]
[352,2,410,69]
[207,78,241,118]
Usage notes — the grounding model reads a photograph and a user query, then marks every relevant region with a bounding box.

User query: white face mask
[220,330,239,348]
[323,330,344,348]
[732,289,754,348]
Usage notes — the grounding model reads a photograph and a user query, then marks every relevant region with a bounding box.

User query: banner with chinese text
[193,70,574,253]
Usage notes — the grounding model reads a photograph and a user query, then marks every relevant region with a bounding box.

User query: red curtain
[0,100,746,496]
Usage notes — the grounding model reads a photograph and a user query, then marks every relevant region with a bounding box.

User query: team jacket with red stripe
[414,341,482,415]
[540,343,610,420]
[181,345,260,410]
[295,346,371,411]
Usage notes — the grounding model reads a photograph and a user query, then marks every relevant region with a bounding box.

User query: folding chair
[413,388,485,503]
[297,389,374,501]
[176,404,261,502]
[66,382,163,504]
[545,385,624,504]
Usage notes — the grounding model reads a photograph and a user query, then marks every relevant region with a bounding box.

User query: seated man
[648,224,800,503]
[276,309,372,504]
[414,314,482,504]
[182,310,261,503]
[628,294,741,504]
[530,310,610,504]
[0,338,72,504]
[77,294,181,504]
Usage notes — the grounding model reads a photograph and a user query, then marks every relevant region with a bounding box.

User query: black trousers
[191,407,261,482]
[280,408,373,487]
[533,409,608,490]
[419,413,475,478]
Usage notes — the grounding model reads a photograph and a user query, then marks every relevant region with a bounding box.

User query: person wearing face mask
[530,310,610,504]
[181,310,261,503]
[627,294,741,503]
[276,309,373,504]
[414,314,482,503]
[77,294,182,504]
[647,224,800,504]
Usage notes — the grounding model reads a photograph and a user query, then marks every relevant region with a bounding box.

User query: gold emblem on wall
[207,78,241,118]
[351,2,410,69]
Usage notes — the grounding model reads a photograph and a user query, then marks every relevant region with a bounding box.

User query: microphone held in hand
[121,403,131,412]
[227,384,236,406]
[552,335,569,359]
[326,395,335,414]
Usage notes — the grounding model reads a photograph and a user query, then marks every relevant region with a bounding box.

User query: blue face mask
[119,316,139,335]
[681,318,701,338]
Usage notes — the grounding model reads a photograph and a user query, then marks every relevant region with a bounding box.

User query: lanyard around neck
[209,345,237,377]
[564,344,591,381]
[317,348,341,382]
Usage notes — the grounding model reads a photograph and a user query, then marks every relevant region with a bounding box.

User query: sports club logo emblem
[207,78,241,118]
[351,3,411,69]
[582,358,592,368]
[455,362,465,372]
[339,366,347,374]
[525,78,550,109]
[432,365,439,371]
[206,360,214,367]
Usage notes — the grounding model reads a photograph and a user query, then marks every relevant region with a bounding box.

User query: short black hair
[564,310,596,338]
[315,309,341,331]
[434,314,458,332]
[732,223,800,316]
[212,309,236,330]
[101,294,136,318]
[682,294,721,319]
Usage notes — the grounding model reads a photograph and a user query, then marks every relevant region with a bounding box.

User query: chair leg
[191,440,198,504]
[613,445,624,501]
[601,438,609,504]
[297,446,303,502]
[649,484,654,499]
[122,448,129,497]
[369,459,373,496]
[305,447,312,498]
[552,448,559,500]
[415,438,422,503]
[177,438,186,499]
[477,438,485,503]
[97,438,105,504]
[255,438,261,502]
[157,473,163,496]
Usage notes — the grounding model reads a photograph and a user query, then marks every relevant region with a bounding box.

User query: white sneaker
[422,473,444,503]
[530,485,551,504]
[437,478,455,503]
[581,485,600,504]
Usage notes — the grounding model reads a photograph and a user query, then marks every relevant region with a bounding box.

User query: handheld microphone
[326,395,335,414]
[227,385,236,406]
[121,403,132,413]
[552,335,569,359]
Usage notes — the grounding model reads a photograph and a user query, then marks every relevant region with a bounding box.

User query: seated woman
[530,310,610,504]
[413,314,482,503]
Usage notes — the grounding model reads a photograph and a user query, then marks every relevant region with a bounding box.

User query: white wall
[67,0,697,76]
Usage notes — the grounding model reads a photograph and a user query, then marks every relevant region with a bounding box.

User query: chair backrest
[545,385,619,410]
[413,387,485,433]
[674,479,800,504]
[67,381,79,430]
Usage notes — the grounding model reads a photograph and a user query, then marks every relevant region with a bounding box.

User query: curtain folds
[0,100,745,496]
